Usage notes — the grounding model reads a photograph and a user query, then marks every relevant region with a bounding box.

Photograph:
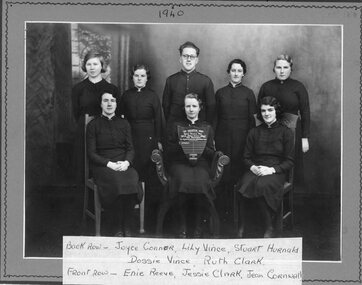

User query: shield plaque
[177,125,209,161]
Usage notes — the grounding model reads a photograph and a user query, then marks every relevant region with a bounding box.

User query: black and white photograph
[1,1,361,284]
[24,22,342,261]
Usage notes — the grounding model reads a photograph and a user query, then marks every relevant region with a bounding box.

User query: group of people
[72,41,310,239]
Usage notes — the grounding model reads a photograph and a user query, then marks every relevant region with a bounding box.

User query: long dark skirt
[215,118,250,184]
[92,165,140,208]
[130,121,158,181]
[168,162,215,200]
[237,171,286,211]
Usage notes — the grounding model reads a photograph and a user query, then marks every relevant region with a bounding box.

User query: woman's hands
[157,142,163,151]
[250,165,276,176]
[107,161,130,171]
[302,138,309,153]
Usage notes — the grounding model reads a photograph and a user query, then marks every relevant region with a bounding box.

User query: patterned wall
[26,24,56,188]
[26,23,72,188]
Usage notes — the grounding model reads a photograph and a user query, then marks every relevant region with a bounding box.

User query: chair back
[84,114,95,181]
[82,114,101,236]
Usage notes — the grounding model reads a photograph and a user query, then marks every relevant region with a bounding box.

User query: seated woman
[86,90,140,237]
[165,93,215,238]
[236,96,294,238]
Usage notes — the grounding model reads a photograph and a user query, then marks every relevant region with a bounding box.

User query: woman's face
[133,68,148,88]
[260,104,277,125]
[100,93,117,116]
[229,63,244,84]
[85,57,102,79]
[273,59,292,81]
[184,97,201,121]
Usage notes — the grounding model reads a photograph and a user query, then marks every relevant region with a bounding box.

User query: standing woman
[71,50,120,190]
[120,64,163,232]
[214,59,257,223]
[87,91,140,237]
[258,54,310,152]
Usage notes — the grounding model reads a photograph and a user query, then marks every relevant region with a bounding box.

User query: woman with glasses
[214,59,257,229]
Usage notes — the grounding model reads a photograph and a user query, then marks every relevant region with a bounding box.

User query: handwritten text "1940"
[159,8,184,18]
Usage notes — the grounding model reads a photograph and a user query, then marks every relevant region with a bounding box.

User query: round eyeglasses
[182,54,197,60]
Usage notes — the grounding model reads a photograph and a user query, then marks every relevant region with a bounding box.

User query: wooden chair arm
[151,149,168,186]
[211,151,230,187]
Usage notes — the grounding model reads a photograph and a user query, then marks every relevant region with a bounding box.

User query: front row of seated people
[86,91,294,238]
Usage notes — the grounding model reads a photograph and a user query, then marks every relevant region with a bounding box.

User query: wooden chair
[275,168,294,234]
[82,114,102,236]
[233,168,294,237]
[82,114,145,236]
[151,149,230,237]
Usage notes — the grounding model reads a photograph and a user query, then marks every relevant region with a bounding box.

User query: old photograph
[25,22,341,261]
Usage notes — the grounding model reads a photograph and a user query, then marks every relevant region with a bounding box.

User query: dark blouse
[258,78,310,138]
[215,82,257,127]
[162,70,215,124]
[72,78,120,120]
[244,121,294,174]
[86,115,134,167]
[120,86,162,142]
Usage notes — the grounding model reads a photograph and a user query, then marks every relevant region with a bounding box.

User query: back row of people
[72,41,310,237]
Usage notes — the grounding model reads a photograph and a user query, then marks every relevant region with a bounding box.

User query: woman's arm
[273,127,295,173]
[123,120,135,164]
[204,78,216,124]
[248,90,257,129]
[86,120,110,166]
[297,82,310,140]
[243,129,256,169]
[203,125,216,160]
[162,78,171,121]
[213,89,221,131]
[118,91,126,119]
[153,92,163,144]
[165,122,183,157]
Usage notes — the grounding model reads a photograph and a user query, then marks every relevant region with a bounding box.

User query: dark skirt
[92,166,140,208]
[130,121,158,181]
[215,118,250,184]
[168,161,215,200]
[237,171,286,211]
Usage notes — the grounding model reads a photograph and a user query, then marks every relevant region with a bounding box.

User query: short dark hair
[227,58,247,74]
[130,64,151,80]
[256,96,283,122]
[179,41,200,56]
[184,93,203,110]
[98,89,118,104]
[81,50,106,73]
[273,54,293,71]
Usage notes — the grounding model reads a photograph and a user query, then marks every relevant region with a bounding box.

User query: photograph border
[1,0,361,284]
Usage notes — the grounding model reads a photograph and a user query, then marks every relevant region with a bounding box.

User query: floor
[25,183,340,261]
